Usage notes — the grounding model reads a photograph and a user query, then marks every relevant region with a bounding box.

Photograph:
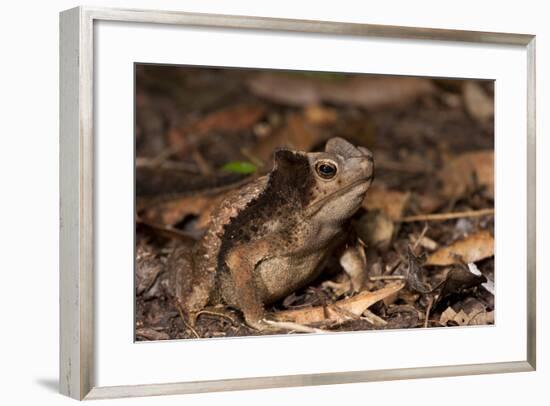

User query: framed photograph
[60,6,536,400]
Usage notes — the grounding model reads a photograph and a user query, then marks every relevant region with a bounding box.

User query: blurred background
[135,65,494,191]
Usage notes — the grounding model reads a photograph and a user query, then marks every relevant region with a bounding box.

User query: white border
[94,20,527,387]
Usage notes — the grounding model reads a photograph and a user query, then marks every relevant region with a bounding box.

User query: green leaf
[221,161,257,174]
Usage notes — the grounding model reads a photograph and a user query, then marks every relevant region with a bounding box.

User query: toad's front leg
[225,241,278,331]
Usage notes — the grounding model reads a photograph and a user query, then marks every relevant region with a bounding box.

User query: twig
[263,320,327,334]
[196,309,238,326]
[369,275,406,281]
[148,138,188,168]
[240,147,265,168]
[411,223,429,251]
[424,297,434,328]
[175,303,199,339]
[191,146,213,175]
[398,208,494,223]
[330,303,361,321]
[362,309,388,327]
[371,227,429,286]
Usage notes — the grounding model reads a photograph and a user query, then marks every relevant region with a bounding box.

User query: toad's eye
[315,161,338,179]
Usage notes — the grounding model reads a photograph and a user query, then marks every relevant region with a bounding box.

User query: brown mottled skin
[170,137,374,330]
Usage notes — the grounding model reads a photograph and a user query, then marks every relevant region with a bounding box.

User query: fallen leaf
[339,243,368,292]
[426,231,494,266]
[436,265,487,304]
[409,233,438,251]
[355,210,394,250]
[439,306,458,324]
[304,104,338,125]
[247,73,320,106]
[166,104,267,157]
[386,305,421,329]
[248,73,435,109]
[441,92,462,109]
[440,298,493,326]
[405,247,432,294]
[322,279,353,298]
[467,262,495,295]
[468,310,494,325]
[135,245,163,295]
[193,103,267,135]
[136,328,170,341]
[453,309,470,325]
[274,282,405,325]
[141,195,223,228]
[439,150,494,199]
[415,193,443,214]
[321,76,436,109]
[135,166,248,198]
[363,184,411,221]
[251,113,325,164]
[462,82,494,122]
[362,309,388,327]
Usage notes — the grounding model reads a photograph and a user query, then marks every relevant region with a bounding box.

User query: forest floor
[134,65,495,341]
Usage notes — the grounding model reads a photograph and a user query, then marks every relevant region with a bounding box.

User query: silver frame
[59,6,537,400]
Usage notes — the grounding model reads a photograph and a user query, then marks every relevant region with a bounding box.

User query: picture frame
[59,6,536,400]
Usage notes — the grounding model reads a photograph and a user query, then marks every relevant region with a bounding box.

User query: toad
[169,137,374,330]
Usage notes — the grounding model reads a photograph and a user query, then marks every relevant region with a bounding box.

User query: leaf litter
[134,65,495,340]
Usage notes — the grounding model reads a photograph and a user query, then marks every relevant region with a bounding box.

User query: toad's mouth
[304,175,373,218]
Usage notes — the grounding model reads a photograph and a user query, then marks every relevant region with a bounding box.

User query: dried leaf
[164,104,266,159]
[248,73,435,109]
[321,76,435,109]
[355,210,394,250]
[467,262,495,295]
[437,265,487,303]
[415,193,443,214]
[426,231,494,266]
[321,279,353,298]
[362,309,388,326]
[405,247,432,294]
[141,195,223,228]
[462,82,494,122]
[439,150,494,199]
[409,233,438,251]
[439,307,458,324]
[440,298,493,326]
[251,113,325,164]
[135,245,163,295]
[136,328,170,341]
[468,310,494,325]
[247,73,320,106]
[363,184,411,221]
[339,243,367,292]
[274,282,405,325]
[304,104,338,125]
[193,104,267,134]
